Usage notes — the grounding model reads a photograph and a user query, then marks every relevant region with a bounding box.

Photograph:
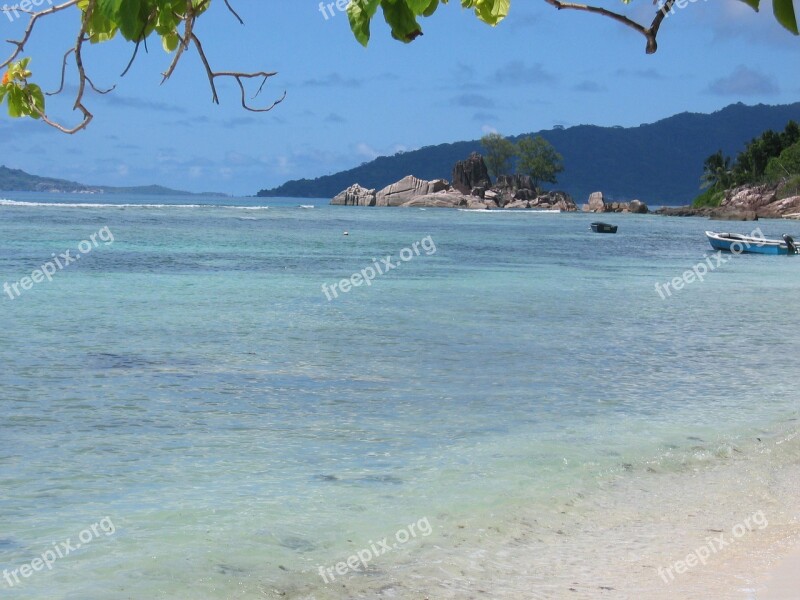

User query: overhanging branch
[543,0,677,54]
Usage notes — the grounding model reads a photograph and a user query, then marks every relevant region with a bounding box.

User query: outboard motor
[783,234,797,254]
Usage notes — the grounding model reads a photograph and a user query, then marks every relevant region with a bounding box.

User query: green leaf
[118,0,144,40]
[162,31,179,52]
[381,0,424,43]
[348,0,382,46]
[737,0,760,10]
[25,83,44,119]
[7,87,22,118]
[422,0,440,17]
[773,0,799,34]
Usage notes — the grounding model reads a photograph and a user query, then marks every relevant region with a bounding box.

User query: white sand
[762,547,800,599]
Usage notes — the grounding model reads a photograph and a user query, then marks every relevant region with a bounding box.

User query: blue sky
[0,1,798,195]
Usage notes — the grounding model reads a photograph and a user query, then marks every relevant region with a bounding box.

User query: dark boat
[591,222,618,234]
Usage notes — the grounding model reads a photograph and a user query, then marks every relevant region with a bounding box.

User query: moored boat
[591,222,618,233]
[705,231,798,255]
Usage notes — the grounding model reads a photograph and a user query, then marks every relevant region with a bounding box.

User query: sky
[0,0,798,196]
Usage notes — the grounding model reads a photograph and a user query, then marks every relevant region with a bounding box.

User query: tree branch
[2,0,79,68]
[190,33,285,112]
[542,0,676,54]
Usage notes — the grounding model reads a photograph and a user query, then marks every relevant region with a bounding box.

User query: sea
[1,193,798,599]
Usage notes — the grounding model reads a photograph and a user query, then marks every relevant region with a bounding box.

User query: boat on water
[705,231,798,255]
[591,222,618,234]
[299,205,314,209]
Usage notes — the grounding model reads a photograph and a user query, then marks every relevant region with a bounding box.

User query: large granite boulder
[537,191,578,212]
[375,175,447,207]
[584,191,608,213]
[399,190,468,208]
[331,184,376,206]
[628,199,649,214]
[466,198,489,210]
[722,184,778,212]
[496,174,535,192]
[758,195,800,218]
[514,188,535,201]
[505,199,530,209]
[452,153,491,195]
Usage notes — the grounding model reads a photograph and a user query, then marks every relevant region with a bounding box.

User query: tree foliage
[693,121,800,206]
[0,0,797,133]
[516,135,564,192]
[765,140,800,181]
[700,150,732,190]
[480,133,516,180]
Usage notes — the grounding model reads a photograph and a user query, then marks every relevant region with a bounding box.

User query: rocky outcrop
[656,184,800,219]
[400,190,471,208]
[582,191,649,214]
[496,174,535,193]
[585,191,608,212]
[375,176,448,207]
[331,184,376,206]
[331,153,578,211]
[722,184,800,218]
[655,206,759,220]
[539,191,579,212]
[452,153,491,195]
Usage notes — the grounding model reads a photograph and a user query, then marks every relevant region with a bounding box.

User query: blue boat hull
[706,232,792,255]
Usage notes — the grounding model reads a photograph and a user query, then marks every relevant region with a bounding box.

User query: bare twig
[2,0,79,68]
[190,33,285,112]
[34,0,94,133]
[543,0,676,54]
[223,0,244,25]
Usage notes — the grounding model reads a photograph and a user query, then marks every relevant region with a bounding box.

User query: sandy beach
[763,546,800,599]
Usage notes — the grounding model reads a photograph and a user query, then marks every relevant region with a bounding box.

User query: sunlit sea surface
[1,193,798,599]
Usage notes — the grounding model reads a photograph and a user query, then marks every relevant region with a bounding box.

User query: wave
[0,199,270,210]
[457,208,561,214]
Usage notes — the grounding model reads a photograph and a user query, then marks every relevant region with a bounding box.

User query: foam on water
[0,198,270,210]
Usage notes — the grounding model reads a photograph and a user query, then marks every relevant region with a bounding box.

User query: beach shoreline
[278,421,800,599]
[763,544,800,599]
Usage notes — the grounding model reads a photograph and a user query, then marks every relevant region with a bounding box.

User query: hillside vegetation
[694,121,800,207]
[258,102,800,205]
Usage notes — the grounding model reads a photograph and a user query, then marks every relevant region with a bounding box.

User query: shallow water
[1,194,798,599]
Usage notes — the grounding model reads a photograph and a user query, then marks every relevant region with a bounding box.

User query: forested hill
[257,102,800,204]
[0,165,224,196]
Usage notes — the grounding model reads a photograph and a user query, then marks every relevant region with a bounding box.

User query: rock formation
[452,153,490,195]
[331,184,376,206]
[582,191,649,214]
[656,183,800,220]
[331,153,579,212]
[375,175,449,207]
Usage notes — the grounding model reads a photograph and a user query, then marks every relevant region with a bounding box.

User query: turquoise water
[1,194,798,599]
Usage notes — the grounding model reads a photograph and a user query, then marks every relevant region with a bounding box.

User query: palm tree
[701,150,732,190]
